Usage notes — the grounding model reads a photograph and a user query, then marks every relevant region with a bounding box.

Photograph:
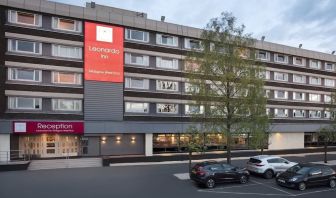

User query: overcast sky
[52,0,336,54]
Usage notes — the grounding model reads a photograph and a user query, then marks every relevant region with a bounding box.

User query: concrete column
[0,134,10,162]
[145,133,153,156]
[268,132,304,150]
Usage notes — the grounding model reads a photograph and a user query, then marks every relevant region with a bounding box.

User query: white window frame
[156,80,179,92]
[293,57,306,66]
[325,62,335,71]
[156,103,178,114]
[309,93,321,102]
[125,102,149,113]
[52,71,82,85]
[309,60,321,69]
[184,38,202,50]
[274,72,288,82]
[324,111,334,119]
[156,34,178,47]
[293,92,305,101]
[274,53,288,64]
[293,74,306,84]
[8,68,42,82]
[125,53,149,66]
[185,83,200,93]
[8,10,42,27]
[256,50,270,61]
[259,70,270,80]
[125,29,149,43]
[52,99,82,111]
[309,110,321,119]
[51,44,82,59]
[265,90,271,98]
[8,96,42,110]
[185,104,204,115]
[51,17,82,33]
[324,95,332,103]
[309,76,321,85]
[156,57,178,70]
[324,79,335,87]
[8,39,42,55]
[125,77,149,89]
[293,109,305,118]
[274,90,288,100]
[274,108,288,118]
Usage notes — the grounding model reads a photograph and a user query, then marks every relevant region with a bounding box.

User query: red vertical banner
[84,22,124,82]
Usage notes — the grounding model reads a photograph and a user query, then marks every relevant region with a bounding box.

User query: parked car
[190,161,250,188]
[246,155,297,179]
[276,163,336,191]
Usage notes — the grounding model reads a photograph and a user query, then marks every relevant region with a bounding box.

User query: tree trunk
[260,147,264,155]
[189,151,192,172]
[324,141,328,164]
[227,124,231,164]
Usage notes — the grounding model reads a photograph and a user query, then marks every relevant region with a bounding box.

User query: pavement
[0,153,336,198]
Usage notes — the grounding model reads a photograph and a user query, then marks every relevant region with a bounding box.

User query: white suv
[246,155,297,179]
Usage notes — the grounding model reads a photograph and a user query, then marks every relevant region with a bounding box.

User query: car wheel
[298,182,306,191]
[240,175,248,184]
[329,179,336,188]
[264,170,274,179]
[205,178,215,188]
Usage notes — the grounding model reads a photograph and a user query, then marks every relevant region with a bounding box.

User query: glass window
[52,17,82,32]
[274,54,288,63]
[156,104,178,114]
[293,92,305,101]
[274,90,288,99]
[293,109,305,118]
[52,99,82,111]
[52,72,82,85]
[264,90,271,98]
[8,39,41,54]
[156,34,178,47]
[125,53,149,66]
[274,108,288,118]
[274,72,288,81]
[325,79,335,87]
[9,68,41,82]
[256,50,270,61]
[156,80,179,91]
[293,74,306,84]
[184,38,202,50]
[156,57,178,69]
[8,97,42,110]
[310,60,321,69]
[325,63,335,71]
[293,57,305,66]
[125,102,149,113]
[185,83,200,93]
[309,77,321,85]
[52,44,82,59]
[324,111,334,119]
[8,10,41,27]
[259,70,270,80]
[309,110,321,118]
[324,95,332,103]
[309,94,321,102]
[125,77,149,89]
[125,29,149,42]
[184,61,200,71]
[185,105,204,114]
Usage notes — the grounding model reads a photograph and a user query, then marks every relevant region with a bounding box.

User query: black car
[276,163,336,191]
[190,161,250,188]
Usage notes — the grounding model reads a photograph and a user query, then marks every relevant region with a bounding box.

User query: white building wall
[268,132,304,150]
[0,134,10,162]
[145,133,153,156]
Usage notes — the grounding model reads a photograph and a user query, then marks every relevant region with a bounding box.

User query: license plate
[278,179,285,183]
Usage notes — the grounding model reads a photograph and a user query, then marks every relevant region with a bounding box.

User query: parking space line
[198,189,291,196]
[291,188,336,197]
[211,183,259,190]
[251,180,294,196]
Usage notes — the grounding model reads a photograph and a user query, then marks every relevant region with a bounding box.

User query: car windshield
[287,165,310,175]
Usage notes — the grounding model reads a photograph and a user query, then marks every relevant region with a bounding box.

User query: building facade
[0,0,335,159]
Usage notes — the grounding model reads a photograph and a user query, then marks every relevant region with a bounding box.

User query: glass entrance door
[45,135,57,157]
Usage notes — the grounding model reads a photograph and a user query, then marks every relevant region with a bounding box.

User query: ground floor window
[153,133,250,153]
[304,132,336,147]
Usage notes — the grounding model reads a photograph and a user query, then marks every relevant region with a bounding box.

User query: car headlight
[289,177,298,182]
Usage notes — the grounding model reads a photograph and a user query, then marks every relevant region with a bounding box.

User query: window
[293,57,306,66]
[256,50,270,61]
[125,77,149,89]
[52,17,82,32]
[309,94,321,102]
[8,97,42,110]
[184,61,200,71]
[125,29,149,42]
[125,102,149,113]
[274,72,288,81]
[325,79,335,87]
[185,105,204,114]
[324,111,334,119]
[309,110,321,118]
[266,108,271,116]
[52,72,81,85]
[264,90,271,98]
[325,63,335,71]
[52,99,82,111]
[310,60,321,69]
[156,80,178,91]
[184,38,202,50]
[125,53,149,66]
[8,10,41,27]
[324,95,332,103]
[156,34,178,47]
[293,109,305,118]
[9,68,41,82]
[274,108,288,118]
[293,74,306,84]
[293,92,305,101]
[274,90,288,99]
[259,70,270,80]
[185,83,200,93]
[52,44,82,59]
[156,57,178,69]
[156,104,178,114]
[8,39,41,54]
[309,77,321,85]
[274,54,288,63]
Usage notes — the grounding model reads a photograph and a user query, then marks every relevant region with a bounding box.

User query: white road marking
[198,189,290,196]
[251,180,294,195]
[173,173,190,180]
[291,188,336,197]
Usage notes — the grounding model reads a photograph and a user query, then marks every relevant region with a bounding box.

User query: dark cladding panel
[84,81,123,121]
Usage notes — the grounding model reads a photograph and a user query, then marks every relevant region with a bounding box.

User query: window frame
[51,44,82,59]
[8,68,42,82]
[309,76,321,85]
[293,74,306,84]
[125,29,149,43]
[184,38,202,50]
[293,57,306,66]
[8,10,42,27]
[256,50,270,61]
[125,53,149,67]
[51,17,82,33]
[274,53,288,64]
[156,80,179,92]
[274,72,288,82]
[274,108,288,118]
[293,109,305,118]
[125,102,149,113]
[156,57,179,70]
[309,60,321,69]
[125,77,149,89]
[156,103,179,114]
[293,92,305,101]
[325,62,335,71]
[274,90,288,100]
[8,39,42,55]
[324,78,335,87]
[309,110,321,119]
[52,99,82,112]
[309,93,321,102]
[156,34,178,47]
[8,96,42,110]
[52,71,82,85]
[185,104,204,115]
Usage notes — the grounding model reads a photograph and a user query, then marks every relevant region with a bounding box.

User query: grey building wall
[0,120,11,134]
